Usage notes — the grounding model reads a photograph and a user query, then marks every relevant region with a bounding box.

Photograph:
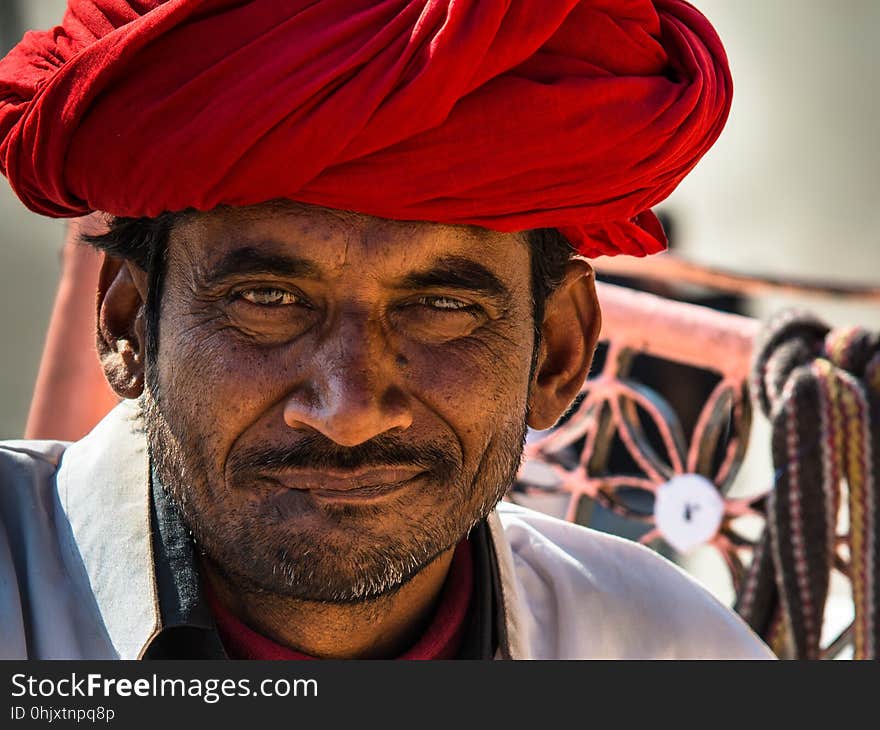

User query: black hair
[525,227,576,343]
[84,214,575,376]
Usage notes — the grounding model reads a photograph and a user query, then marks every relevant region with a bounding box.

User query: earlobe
[527,261,601,430]
[96,255,148,399]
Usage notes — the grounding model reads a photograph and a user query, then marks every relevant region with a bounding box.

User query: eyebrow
[400,256,511,302]
[200,246,321,287]
[199,247,511,303]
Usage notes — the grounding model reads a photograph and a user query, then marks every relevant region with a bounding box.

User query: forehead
[168,201,531,281]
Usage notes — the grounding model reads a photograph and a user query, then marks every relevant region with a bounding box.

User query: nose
[282,314,413,447]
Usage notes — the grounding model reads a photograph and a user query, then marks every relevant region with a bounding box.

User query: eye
[237,287,301,306]
[417,296,476,311]
[391,294,489,344]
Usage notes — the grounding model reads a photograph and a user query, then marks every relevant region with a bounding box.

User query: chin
[200,504,468,602]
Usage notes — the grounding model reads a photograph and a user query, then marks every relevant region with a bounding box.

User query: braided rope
[839,370,875,657]
[744,311,880,659]
[735,530,775,633]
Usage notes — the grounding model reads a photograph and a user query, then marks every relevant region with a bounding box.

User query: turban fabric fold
[0,0,731,257]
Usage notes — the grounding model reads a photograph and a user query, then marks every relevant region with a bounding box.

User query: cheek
[155,316,293,459]
[401,326,534,442]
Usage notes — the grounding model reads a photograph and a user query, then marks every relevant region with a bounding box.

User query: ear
[96,255,149,399]
[527,259,601,430]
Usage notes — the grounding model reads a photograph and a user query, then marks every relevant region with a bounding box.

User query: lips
[263,466,426,501]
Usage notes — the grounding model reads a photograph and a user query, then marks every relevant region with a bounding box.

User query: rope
[736,310,880,659]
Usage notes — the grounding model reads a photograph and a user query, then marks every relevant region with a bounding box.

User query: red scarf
[206,540,473,660]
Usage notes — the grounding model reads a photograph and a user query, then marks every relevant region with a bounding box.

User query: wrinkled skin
[98,201,599,646]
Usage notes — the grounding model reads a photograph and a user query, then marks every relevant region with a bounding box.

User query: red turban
[0,0,731,258]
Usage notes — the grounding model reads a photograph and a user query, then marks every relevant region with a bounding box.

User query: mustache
[228,432,459,481]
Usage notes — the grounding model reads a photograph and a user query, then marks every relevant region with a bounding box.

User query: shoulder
[0,438,71,530]
[494,501,774,659]
[0,438,68,468]
[0,439,69,505]
[0,439,72,658]
[0,438,71,537]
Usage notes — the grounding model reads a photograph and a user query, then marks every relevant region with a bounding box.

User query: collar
[56,400,529,659]
[55,398,158,659]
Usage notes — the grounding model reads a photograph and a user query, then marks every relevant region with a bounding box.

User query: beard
[143,383,527,603]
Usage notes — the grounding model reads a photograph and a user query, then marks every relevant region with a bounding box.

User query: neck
[199,546,457,659]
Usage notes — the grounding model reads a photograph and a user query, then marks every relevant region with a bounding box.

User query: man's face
[145,202,537,602]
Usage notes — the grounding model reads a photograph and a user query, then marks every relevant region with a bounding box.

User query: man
[0,0,772,659]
